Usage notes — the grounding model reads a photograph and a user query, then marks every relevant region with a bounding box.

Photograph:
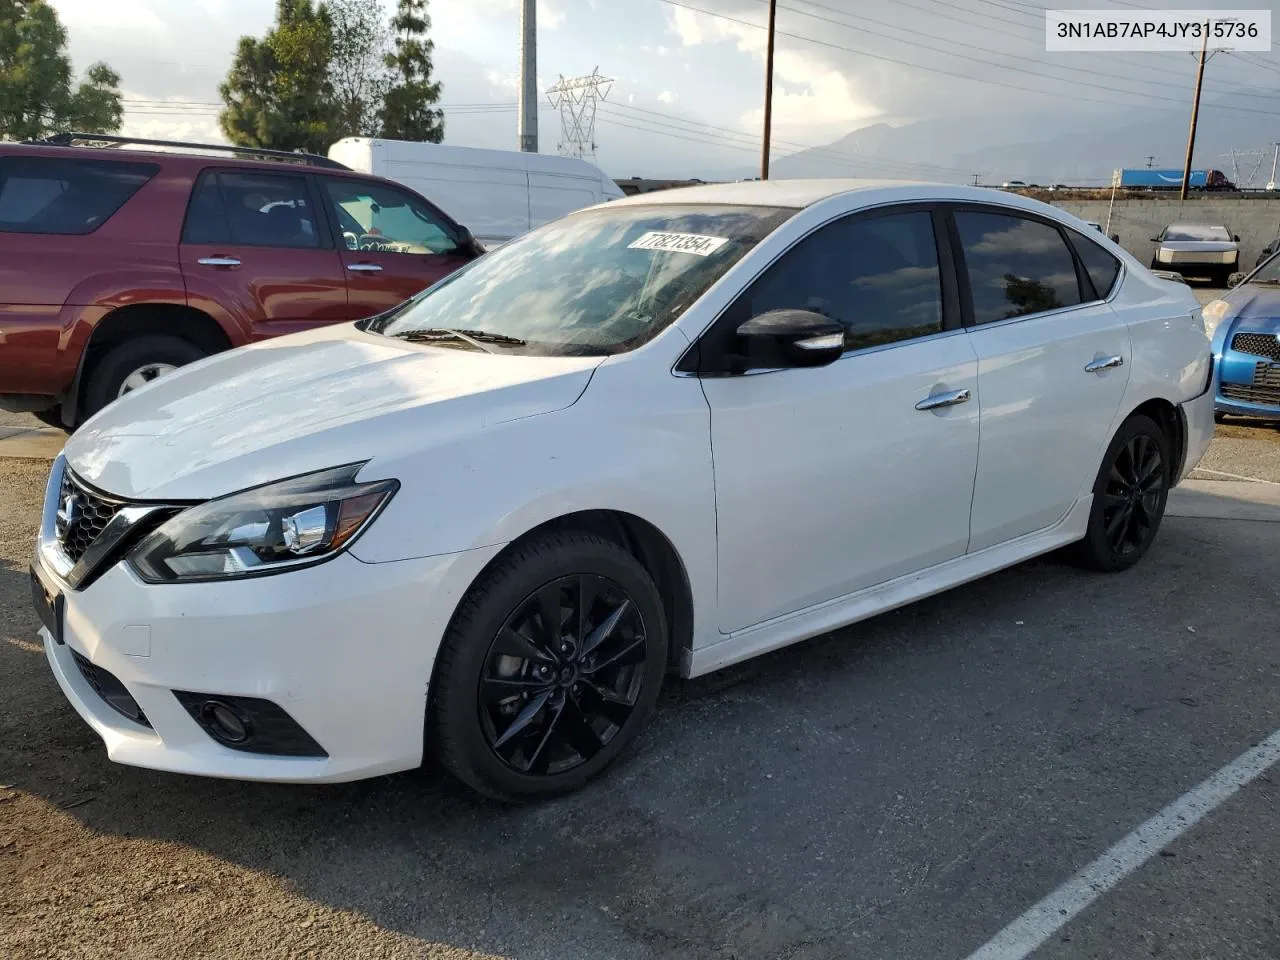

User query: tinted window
[1070,231,1121,299]
[955,211,1082,324]
[323,179,457,255]
[215,172,320,249]
[0,156,157,235]
[740,210,944,352]
[182,173,230,244]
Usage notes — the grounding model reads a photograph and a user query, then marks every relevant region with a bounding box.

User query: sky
[47,0,1280,180]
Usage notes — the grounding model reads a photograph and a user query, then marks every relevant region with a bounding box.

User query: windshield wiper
[390,328,528,353]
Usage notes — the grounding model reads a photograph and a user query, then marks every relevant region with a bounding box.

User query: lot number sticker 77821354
[627,231,731,256]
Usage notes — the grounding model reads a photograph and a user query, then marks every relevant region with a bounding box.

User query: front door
[951,207,1131,551]
[179,168,349,340]
[318,177,474,320]
[697,207,981,634]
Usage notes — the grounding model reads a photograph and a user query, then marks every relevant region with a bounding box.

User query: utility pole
[761,0,777,180]
[1145,155,1156,169]
[1179,19,1210,201]
[971,173,981,187]
[547,70,612,161]
[1268,142,1279,191]
[518,0,537,153]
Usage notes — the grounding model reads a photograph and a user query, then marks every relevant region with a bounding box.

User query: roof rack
[33,133,350,170]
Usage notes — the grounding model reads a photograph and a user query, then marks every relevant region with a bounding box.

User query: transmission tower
[546,68,613,161]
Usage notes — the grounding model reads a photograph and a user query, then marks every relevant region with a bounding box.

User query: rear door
[316,176,474,320]
[954,206,1130,552]
[179,168,348,341]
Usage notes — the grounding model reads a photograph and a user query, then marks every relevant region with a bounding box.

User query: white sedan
[31,181,1214,801]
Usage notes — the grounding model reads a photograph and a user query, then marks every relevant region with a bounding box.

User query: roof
[604,178,1030,210]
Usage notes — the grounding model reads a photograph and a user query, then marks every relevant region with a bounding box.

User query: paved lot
[2,410,1279,958]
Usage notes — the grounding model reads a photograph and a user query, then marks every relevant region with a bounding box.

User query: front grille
[71,650,150,727]
[1231,332,1280,362]
[1221,362,1280,408]
[56,471,125,564]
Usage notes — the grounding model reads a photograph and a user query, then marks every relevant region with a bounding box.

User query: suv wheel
[429,530,668,801]
[83,335,207,420]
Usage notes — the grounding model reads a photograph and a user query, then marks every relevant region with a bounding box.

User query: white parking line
[1192,467,1280,485]
[964,727,1280,960]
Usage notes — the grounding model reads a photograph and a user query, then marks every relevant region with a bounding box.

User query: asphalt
[1,418,1278,959]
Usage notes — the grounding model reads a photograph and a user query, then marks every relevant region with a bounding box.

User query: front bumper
[1214,347,1280,421]
[36,544,502,783]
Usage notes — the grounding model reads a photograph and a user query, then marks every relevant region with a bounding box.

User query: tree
[328,0,392,139]
[379,0,444,143]
[219,0,334,155]
[0,0,122,141]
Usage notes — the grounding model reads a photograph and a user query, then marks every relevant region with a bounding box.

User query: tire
[83,335,206,420]
[429,530,668,802]
[31,407,69,431]
[1070,414,1171,573]
[1214,411,1226,425]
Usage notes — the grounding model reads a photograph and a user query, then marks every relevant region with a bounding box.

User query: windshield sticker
[628,231,731,257]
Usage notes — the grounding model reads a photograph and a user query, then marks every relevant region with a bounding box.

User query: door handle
[346,263,383,273]
[1084,355,1124,373]
[915,388,971,411]
[197,257,240,267]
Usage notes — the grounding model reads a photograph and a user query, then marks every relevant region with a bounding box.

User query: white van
[327,138,624,248]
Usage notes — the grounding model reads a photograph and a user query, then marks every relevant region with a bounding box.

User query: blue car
[1204,255,1280,422]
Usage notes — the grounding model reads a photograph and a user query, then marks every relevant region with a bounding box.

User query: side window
[322,179,458,255]
[0,156,157,235]
[215,171,320,249]
[740,210,944,352]
[182,172,231,244]
[955,211,1083,324]
[1069,231,1121,299]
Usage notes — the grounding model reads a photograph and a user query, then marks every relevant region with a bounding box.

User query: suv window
[1068,231,1121,299]
[0,156,157,235]
[738,209,944,352]
[183,171,321,249]
[322,178,458,255]
[955,211,1082,324]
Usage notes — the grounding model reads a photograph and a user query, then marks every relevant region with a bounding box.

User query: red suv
[0,136,482,427]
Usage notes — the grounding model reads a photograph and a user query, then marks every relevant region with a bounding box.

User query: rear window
[0,156,158,235]
[1069,231,1122,299]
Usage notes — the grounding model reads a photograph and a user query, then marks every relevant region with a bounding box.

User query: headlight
[1201,298,1233,338]
[129,464,397,583]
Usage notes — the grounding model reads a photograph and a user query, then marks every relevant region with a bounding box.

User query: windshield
[1163,224,1231,242]
[366,204,794,356]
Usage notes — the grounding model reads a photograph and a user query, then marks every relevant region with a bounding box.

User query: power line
[653,0,1280,118]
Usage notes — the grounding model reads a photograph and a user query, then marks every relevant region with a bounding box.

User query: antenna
[546,68,613,161]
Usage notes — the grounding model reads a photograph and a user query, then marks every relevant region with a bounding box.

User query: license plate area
[30,565,64,644]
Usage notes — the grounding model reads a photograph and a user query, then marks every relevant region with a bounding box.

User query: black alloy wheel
[1100,433,1165,557]
[429,530,668,801]
[479,574,648,776]
[1072,413,1171,572]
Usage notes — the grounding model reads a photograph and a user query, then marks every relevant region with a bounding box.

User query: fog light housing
[201,700,251,744]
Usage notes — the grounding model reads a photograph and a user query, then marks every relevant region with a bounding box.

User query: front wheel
[1071,414,1171,572]
[429,530,668,801]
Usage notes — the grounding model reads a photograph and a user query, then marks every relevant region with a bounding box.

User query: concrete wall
[1045,197,1280,272]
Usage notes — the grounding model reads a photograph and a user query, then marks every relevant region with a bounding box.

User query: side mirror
[1110,234,1120,244]
[1149,236,1161,243]
[735,309,845,369]
[1234,234,1241,242]
[456,226,485,257]
[1228,272,1245,288]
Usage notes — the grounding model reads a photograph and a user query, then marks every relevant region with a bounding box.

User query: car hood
[1158,240,1238,253]
[64,325,603,500]
[1222,286,1280,331]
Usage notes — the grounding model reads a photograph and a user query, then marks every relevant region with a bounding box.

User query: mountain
[722,93,1275,186]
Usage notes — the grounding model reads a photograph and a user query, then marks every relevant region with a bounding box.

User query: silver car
[1150,223,1240,285]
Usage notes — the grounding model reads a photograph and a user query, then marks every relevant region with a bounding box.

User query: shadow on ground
[3,514,1279,959]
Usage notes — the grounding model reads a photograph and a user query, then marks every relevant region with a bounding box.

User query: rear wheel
[429,530,668,801]
[83,335,206,420]
[1071,414,1171,572]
